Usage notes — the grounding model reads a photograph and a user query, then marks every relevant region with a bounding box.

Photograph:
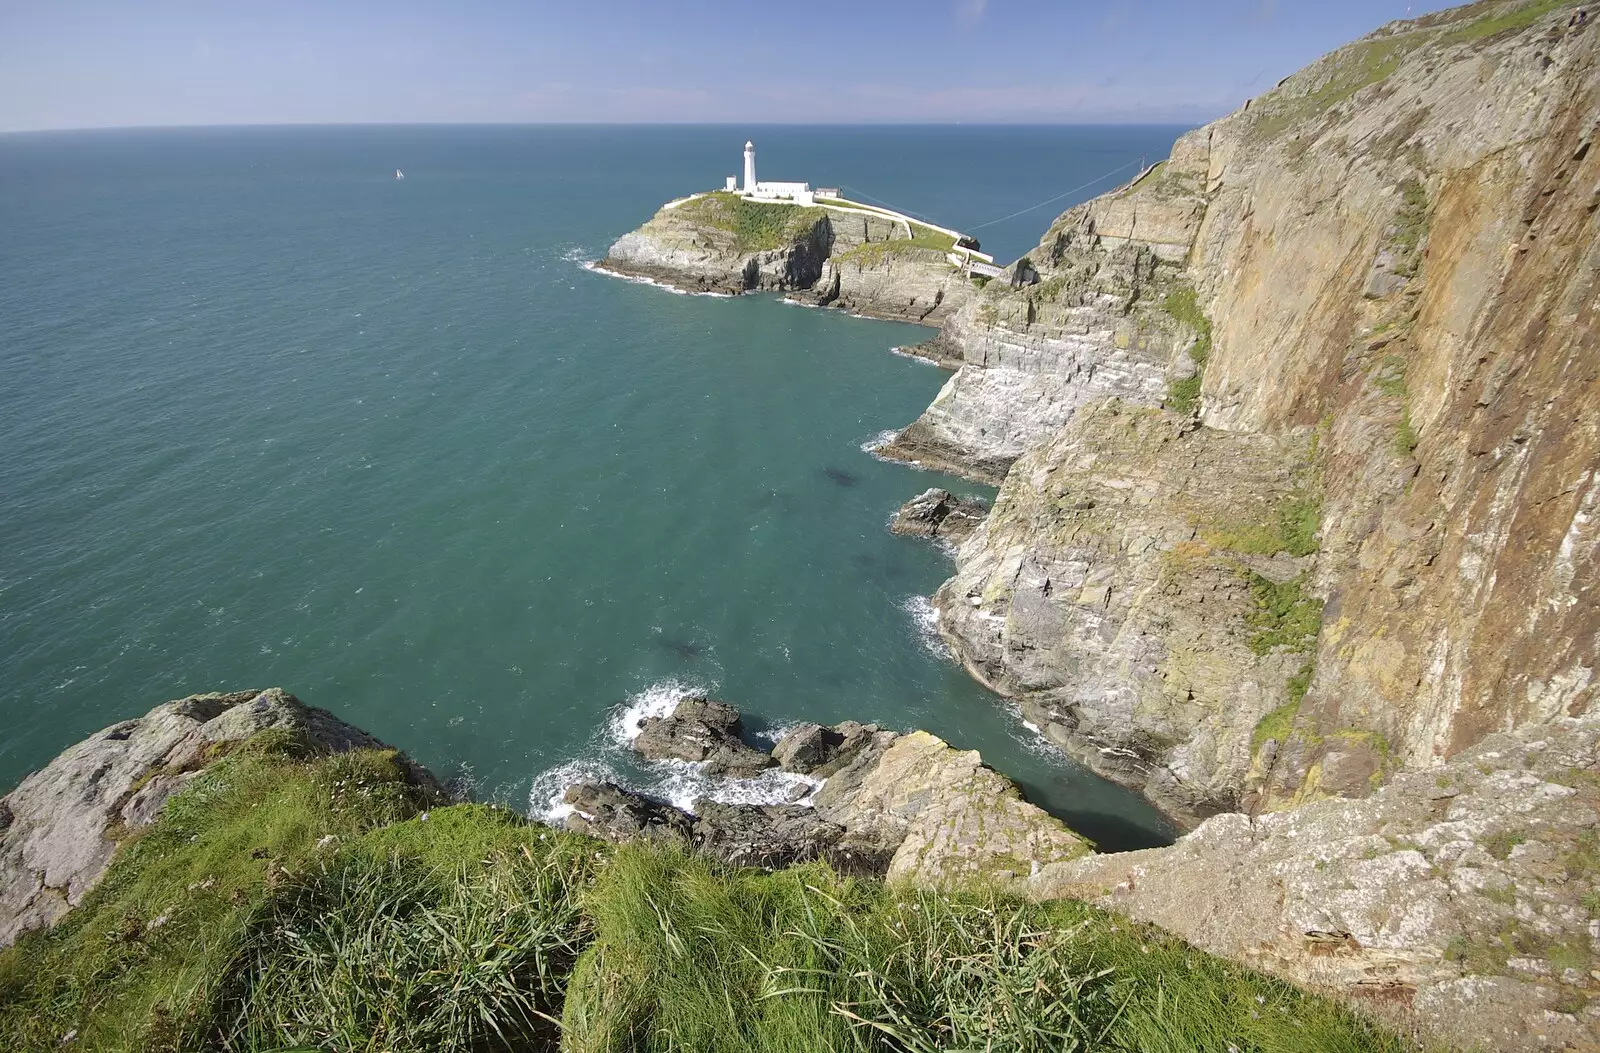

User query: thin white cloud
[957,0,988,27]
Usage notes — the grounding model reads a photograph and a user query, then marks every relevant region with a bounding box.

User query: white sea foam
[606,678,709,747]
[648,760,823,813]
[582,260,733,297]
[902,595,952,661]
[527,757,618,822]
[859,429,899,455]
[889,345,939,366]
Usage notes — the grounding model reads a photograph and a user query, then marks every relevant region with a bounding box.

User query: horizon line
[0,117,1211,137]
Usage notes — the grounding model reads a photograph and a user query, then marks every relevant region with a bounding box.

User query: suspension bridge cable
[962,156,1147,232]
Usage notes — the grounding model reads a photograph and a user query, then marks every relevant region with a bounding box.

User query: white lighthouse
[724,140,815,204]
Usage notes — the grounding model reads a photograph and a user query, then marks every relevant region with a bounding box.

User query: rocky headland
[892,0,1600,836]
[5,2,1599,1050]
[593,2,1600,1045]
[601,191,978,324]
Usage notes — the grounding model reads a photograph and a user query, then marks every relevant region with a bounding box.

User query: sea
[0,124,1187,851]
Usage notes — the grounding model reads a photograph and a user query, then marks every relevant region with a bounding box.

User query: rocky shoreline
[599,194,976,325]
[563,692,1092,885]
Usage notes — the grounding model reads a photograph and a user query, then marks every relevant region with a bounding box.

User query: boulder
[771,720,884,777]
[561,782,692,845]
[814,730,1093,885]
[889,488,988,545]
[633,696,775,778]
[0,688,435,948]
[690,801,849,869]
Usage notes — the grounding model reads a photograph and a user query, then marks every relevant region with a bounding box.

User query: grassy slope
[0,738,1414,1052]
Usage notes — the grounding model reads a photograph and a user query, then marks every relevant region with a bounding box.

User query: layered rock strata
[917,1,1600,821]
[934,400,1316,825]
[876,142,1210,483]
[602,194,974,324]
[889,487,989,546]
[1029,713,1600,1053]
[0,688,438,948]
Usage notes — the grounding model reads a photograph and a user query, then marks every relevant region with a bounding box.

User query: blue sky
[0,0,1462,132]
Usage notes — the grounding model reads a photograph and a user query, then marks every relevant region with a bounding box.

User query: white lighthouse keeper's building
[726,140,816,206]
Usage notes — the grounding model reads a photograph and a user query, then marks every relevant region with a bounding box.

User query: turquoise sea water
[0,125,1186,850]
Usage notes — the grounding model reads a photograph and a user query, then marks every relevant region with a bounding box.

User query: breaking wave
[902,595,951,661]
[526,677,821,822]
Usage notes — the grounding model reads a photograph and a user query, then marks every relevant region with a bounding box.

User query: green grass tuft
[2,745,1415,1053]
[1245,574,1325,656]
[1442,0,1579,43]
[680,192,824,253]
[1253,701,1303,757]
[1202,494,1322,559]
[564,846,1411,1053]
[1161,286,1212,416]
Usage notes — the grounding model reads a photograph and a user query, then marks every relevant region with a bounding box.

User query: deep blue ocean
[0,125,1186,849]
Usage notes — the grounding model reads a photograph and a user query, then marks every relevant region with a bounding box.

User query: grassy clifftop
[0,734,1410,1052]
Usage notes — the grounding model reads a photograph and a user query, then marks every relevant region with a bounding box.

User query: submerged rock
[889,488,988,545]
[631,695,775,778]
[0,688,436,948]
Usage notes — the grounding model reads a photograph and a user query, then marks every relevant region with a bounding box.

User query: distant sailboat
[395,169,405,181]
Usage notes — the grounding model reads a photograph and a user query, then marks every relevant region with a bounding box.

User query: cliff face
[923,0,1599,820]
[1030,712,1600,1052]
[602,193,974,324]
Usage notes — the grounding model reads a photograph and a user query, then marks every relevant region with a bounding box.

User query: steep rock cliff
[927,0,1599,818]
[602,193,974,323]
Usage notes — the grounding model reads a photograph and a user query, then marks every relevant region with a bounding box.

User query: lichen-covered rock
[919,3,1600,817]
[771,720,883,777]
[889,488,988,545]
[1029,714,1600,1052]
[934,400,1317,826]
[0,688,434,947]
[689,801,854,870]
[814,730,1093,886]
[631,695,775,778]
[572,706,1089,888]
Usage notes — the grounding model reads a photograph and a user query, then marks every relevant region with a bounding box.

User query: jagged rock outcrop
[0,688,436,948]
[935,400,1318,825]
[632,695,776,778]
[877,135,1212,484]
[568,713,1092,886]
[1029,713,1600,1052]
[561,781,696,844]
[602,194,974,323]
[813,729,1094,884]
[922,0,1599,819]
[770,719,884,777]
[888,488,988,545]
